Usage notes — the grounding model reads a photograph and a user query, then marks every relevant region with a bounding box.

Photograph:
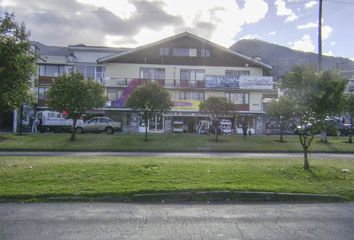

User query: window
[180,69,205,87]
[76,65,105,82]
[173,48,197,57]
[88,118,98,124]
[38,65,65,77]
[107,89,122,101]
[201,48,211,57]
[159,48,169,56]
[180,69,205,80]
[38,87,49,100]
[99,118,109,124]
[225,70,250,78]
[180,91,204,101]
[225,92,249,104]
[140,68,165,80]
[95,66,105,83]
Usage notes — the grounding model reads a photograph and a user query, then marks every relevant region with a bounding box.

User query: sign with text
[239,76,273,89]
[172,100,201,111]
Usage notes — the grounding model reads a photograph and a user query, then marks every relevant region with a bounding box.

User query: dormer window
[159,48,169,56]
[173,48,197,57]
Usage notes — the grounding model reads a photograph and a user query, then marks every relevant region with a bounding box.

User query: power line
[325,0,354,5]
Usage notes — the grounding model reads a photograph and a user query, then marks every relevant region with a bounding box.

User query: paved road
[1,151,354,159]
[1,203,353,240]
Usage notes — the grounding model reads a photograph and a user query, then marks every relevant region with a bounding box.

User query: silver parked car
[75,117,122,134]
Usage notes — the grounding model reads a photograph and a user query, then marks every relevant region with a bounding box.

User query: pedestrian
[32,118,39,133]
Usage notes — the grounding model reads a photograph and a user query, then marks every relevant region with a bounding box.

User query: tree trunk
[70,119,77,141]
[215,130,218,143]
[303,146,310,170]
[280,125,284,142]
[144,114,148,142]
[349,117,353,144]
[320,130,327,143]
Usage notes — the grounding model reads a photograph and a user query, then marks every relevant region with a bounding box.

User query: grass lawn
[0,156,353,201]
[0,133,353,152]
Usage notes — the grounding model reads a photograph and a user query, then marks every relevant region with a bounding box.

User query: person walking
[32,118,39,133]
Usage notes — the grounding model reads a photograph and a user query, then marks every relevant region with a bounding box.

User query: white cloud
[322,25,333,39]
[305,1,317,9]
[163,0,269,47]
[330,41,336,46]
[297,22,332,40]
[291,34,315,52]
[75,0,269,48]
[323,50,333,56]
[285,12,298,22]
[240,34,259,40]
[275,0,298,22]
[77,0,136,20]
[268,31,276,36]
[297,22,317,29]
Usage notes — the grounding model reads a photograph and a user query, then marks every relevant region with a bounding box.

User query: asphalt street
[0,203,353,240]
[1,151,354,159]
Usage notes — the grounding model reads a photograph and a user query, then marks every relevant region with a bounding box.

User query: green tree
[312,70,347,143]
[199,96,236,142]
[344,94,354,143]
[281,66,347,170]
[0,12,35,116]
[47,73,106,140]
[126,81,173,142]
[266,96,295,142]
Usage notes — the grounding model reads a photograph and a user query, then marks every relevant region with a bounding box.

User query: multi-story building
[98,32,276,134]
[31,32,277,134]
[33,41,128,109]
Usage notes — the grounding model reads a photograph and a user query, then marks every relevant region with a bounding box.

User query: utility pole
[318,0,323,71]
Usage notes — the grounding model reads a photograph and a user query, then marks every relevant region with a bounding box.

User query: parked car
[172,121,184,133]
[75,117,122,134]
[35,110,83,133]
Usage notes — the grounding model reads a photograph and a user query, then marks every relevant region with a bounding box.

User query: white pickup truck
[35,110,82,133]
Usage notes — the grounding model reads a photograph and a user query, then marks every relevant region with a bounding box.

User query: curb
[132,191,344,203]
[0,191,344,203]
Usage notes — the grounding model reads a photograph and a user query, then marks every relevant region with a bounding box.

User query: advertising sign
[239,76,273,89]
[205,76,239,88]
[172,100,201,111]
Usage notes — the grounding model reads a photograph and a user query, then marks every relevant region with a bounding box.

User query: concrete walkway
[0,151,354,159]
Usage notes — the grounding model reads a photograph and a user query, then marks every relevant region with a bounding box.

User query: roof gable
[97,32,271,69]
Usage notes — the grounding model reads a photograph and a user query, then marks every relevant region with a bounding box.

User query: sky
[1,0,353,60]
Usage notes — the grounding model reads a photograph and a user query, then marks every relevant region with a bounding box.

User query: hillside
[230,39,354,80]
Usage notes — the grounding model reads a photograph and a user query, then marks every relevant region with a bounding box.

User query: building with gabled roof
[30,32,276,134]
[97,32,276,134]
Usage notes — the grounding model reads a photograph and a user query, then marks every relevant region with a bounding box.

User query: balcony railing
[105,76,274,90]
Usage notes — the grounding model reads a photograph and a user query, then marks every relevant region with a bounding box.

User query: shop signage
[239,76,273,89]
[172,100,201,111]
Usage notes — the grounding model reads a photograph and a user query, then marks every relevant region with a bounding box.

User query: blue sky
[1,0,353,60]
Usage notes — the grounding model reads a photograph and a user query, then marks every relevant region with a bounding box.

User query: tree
[281,66,346,170]
[311,70,347,143]
[125,81,173,142]
[199,96,236,142]
[0,12,35,116]
[344,94,354,143]
[47,73,106,140]
[266,96,295,142]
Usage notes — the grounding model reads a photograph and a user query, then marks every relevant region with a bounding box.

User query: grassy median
[0,133,353,152]
[0,156,353,201]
